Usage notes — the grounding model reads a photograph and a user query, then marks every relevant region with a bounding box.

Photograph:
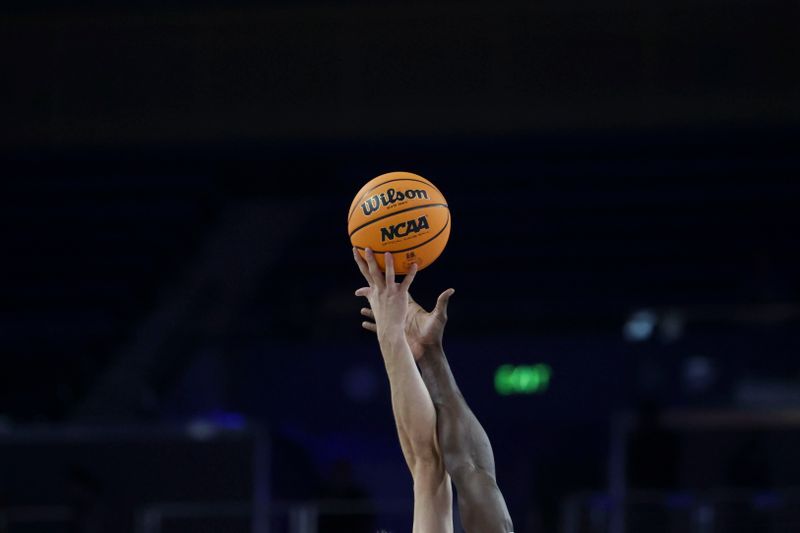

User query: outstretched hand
[355,249,454,360]
[353,247,417,339]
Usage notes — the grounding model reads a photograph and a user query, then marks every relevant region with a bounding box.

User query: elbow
[406,430,440,462]
[411,454,447,487]
[408,441,446,478]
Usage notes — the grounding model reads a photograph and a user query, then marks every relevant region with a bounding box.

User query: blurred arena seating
[1,176,216,420]
[3,130,799,420]
[2,119,799,533]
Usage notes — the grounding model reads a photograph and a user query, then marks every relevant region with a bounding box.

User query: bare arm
[417,342,512,533]
[353,248,453,533]
[362,287,513,533]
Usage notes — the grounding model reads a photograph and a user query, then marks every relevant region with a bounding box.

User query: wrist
[415,341,446,369]
[377,325,405,345]
[418,340,444,356]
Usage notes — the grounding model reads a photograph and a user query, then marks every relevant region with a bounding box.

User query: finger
[434,288,455,319]
[384,252,395,286]
[353,247,374,286]
[360,307,374,319]
[399,262,418,292]
[364,248,384,288]
[362,321,377,333]
[355,287,371,297]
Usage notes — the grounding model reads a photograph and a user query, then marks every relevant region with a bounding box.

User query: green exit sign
[495,364,552,395]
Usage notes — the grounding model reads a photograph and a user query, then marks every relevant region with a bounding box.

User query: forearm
[380,333,453,532]
[416,342,463,407]
[412,465,453,533]
[378,327,439,467]
[416,341,513,531]
[416,341,498,477]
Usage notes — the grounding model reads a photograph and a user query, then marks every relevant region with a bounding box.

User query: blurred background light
[623,310,658,342]
[495,364,552,396]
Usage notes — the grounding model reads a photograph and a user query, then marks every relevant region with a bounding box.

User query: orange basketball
[348,171,451,274]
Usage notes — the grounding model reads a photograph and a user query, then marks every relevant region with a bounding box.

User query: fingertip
[437,287,455,305]
[400,262,418,289]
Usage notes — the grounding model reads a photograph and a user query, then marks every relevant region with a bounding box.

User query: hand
[358,273,455,361]
[402,288,454,360]
[353,247,418,339]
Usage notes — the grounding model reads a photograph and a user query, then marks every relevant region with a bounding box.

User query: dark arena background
[2,1,800,532]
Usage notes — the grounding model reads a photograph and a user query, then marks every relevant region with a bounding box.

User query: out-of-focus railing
[0,500,409,533]
[134,499,409,533]
[7,491,800,533]
[562,489,800,533]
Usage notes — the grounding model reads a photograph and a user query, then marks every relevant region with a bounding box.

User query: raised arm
[361,286,513,533]
[353,247,453,533]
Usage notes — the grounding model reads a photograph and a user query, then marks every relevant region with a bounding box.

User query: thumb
[434,288,455,318]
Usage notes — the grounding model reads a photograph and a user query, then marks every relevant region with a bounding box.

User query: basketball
[348,171,451,274]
